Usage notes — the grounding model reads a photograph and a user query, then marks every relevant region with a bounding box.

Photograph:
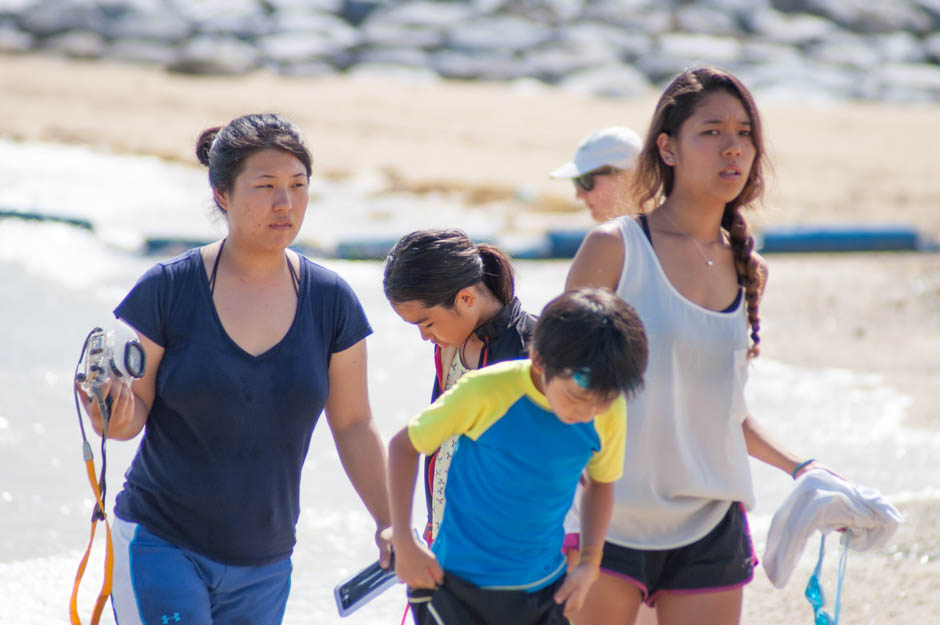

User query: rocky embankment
[1,0,940,102]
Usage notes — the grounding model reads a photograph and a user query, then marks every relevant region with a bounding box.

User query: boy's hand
[375,525,393,569]
[554,560,600,615]
[393,532,444,589]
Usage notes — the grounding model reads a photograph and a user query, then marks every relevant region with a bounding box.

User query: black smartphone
[333,552,398,617]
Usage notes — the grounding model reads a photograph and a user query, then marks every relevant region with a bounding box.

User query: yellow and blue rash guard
[407,359,626,591]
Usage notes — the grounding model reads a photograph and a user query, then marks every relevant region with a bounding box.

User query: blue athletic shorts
[564,502,756,607]
[111,516,292,625]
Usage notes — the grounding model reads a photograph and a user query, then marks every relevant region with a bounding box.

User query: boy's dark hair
[533,288,647,398]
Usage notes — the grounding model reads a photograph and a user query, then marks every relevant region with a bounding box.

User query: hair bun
[195,126,221,166]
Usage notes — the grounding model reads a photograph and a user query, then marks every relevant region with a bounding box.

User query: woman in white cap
[554,125,659,625]
[550,126,643,222]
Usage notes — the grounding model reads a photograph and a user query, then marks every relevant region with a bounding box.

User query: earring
[664,156,674,164]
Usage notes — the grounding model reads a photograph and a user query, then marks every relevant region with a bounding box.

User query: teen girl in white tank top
[564,67,833,625]
[608,217,754,549]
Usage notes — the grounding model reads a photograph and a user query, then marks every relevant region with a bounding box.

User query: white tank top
[606,217,755,549]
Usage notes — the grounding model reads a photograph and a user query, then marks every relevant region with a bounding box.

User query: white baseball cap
[549,126,644,179]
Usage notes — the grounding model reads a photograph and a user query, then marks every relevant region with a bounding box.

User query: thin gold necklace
[659,207,720,267]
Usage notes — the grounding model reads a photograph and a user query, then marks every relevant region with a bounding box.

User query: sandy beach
[1,54,938,622]
[3,55,940,238]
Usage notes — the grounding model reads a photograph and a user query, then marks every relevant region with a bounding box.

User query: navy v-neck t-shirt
[113,248,372,565]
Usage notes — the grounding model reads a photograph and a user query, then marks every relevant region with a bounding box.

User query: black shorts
[565,502,756,607]
[407,572,570,625]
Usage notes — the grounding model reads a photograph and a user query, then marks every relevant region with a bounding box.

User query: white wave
[0,140,511,255]
[0,139,219,245]
[0,220,145,291]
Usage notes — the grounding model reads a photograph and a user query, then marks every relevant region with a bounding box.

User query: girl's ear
[529,348,543,373]
[656,132,676,166]
[454,286,477,312]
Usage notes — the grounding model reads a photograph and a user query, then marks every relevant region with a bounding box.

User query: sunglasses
[804,533,850,625]
[573,167,618,192]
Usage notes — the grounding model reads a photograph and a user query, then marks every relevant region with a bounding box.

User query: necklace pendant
[706,259,714,266]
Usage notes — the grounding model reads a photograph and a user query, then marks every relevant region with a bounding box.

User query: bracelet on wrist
[791,459,816,479]
[578,544,603,568]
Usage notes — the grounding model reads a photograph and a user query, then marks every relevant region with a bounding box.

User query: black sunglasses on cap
[573,167,619,192]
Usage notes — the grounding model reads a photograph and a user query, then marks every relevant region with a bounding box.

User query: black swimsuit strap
[208,238,225,295]
[287,252,300,296]
[210,239,300,297]
[636,214,741,313]
[637,213,652,242]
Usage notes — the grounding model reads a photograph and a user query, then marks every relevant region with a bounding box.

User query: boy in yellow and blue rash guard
[389,288,649,625]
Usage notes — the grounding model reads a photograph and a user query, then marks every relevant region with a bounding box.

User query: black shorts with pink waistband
[563,502,756,607]
[407,572,570,625]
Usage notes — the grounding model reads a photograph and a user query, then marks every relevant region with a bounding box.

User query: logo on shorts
[161,613,181,624]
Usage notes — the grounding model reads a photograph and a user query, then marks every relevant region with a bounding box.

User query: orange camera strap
[69,445,114,625]
[71,330,116,625]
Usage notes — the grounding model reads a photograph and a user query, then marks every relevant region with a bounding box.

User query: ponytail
[477,243,515,306]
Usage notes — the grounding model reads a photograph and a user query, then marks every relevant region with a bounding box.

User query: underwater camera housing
[75,326,146,399]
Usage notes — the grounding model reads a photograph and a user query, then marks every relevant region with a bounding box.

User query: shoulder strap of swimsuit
[638,214,742,312]
[208,238,225,295]
[287,252,300,296]
[636,213,652,244]
[210,239,300,297]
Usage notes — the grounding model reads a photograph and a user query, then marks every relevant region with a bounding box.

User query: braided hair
[632,66,769,356]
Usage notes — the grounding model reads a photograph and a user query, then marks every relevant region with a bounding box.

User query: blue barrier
[758,224,920,253]
[0,209,93,231]
[539,224,926,259]
[547,229,588,259]
[4,207,929,259]
[334,233,500,260]
[144,237,213,255]
[335,238,399,260]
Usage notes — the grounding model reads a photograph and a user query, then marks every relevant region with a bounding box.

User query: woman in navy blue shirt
[79,113,391,625]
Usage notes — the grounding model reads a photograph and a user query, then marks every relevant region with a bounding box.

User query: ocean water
[0,141,933,624]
